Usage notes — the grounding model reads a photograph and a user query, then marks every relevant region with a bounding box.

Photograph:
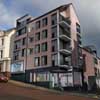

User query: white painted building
[0,28,16,76]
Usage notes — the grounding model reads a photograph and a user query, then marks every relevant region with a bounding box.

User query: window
[28,48,33,55]
[41,56,47,66]
[17,21,26,28]
[51,13,57,25]
[18,27,26,36]
[0,50,3,59]
[28,27,31,33]
[15,40,21,49]
[77,34,82,45]
[35,44,40,53]
[34,57,40,67]
[29,36,34,43]
[67,73,73,86]
[42,29,48,39]
[51,40,57,52]
[51,26,57,38]
[14,51,19,60]
[94,68,97,76]
[1,39,4,45]
[36,21,41,29]
[36,72,49,82]
[76,23,81,33]
[42,17,48,27]
[21,28,26,34]
[94,58,98,64]
[41,42,48,52]
[22,37,26,45]
[35,32,40,41]
[22,49,26,57]
[78,47,82,55]
[52,54,58,66]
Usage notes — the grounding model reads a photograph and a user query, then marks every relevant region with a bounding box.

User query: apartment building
[82,46,100,90]
[11,3,83,88]
[0,28,16,77]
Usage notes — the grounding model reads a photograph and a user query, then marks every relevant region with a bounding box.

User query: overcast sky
[0,0,100,56]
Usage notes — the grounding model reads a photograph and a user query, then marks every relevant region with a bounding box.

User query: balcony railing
[60,61,70,65]
[17,19,29,30]
[59,46,72,55]
[59,14,71,24]
[60,57,71,67]
[59,26,71,39]
[59,15,71,29]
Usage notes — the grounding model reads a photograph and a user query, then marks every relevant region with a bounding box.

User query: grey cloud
[0,0,100,56]
[0,1,20,29]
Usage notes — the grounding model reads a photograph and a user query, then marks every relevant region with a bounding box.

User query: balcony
[17,19,30,30]
[59,40,71,55]
[59,15,71,29]
[59,26,71,42]
[59,49,71,55]
[59,54,71,68]
[59,35,71,42]
[17,22,27,30]
[17,15,32,30]
[59,45,72,55]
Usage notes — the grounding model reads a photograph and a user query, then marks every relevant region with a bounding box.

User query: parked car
[0,74,8,82]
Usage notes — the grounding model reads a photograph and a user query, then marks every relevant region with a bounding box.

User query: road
[0,82,98,100]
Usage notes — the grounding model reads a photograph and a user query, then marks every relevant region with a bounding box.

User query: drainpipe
[25,24,28,83]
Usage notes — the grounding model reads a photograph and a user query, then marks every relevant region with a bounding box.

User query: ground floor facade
[11,66,83,90]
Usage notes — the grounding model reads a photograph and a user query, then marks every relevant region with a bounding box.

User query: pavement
[0,80,99,100]
[9,80,100,99]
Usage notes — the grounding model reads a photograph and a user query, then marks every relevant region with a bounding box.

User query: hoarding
[11,61,24,73]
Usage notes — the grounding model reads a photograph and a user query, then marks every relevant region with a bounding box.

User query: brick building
[11,3,83,88]
[82,46,100,90]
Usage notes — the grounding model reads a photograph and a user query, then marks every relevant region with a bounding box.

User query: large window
[51,26,57,38]
[76,23,81,33]
[35,44,40,53]
[42,29,48,39]
[35,72,49,82]
[22,48,26,57]
[41,42,48,52]
[28,48,33,55]
[34,57,40,67]
[35,32,40,41]
[41,56,47,66]
[14,51,20,60]
[94,58,98,64]
[29,36,34,43]
[36,21,41,29]
[14,40,21,49]
[51,54,58,66]
[17,27,26,36]
[1,39,4,45]
[42,17,48,27]
[0,50,3,59]
[22,37,26,45]
[51,13,57,25]
[51,40,57,52]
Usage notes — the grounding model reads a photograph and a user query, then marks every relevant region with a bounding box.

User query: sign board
[11,61,24,73]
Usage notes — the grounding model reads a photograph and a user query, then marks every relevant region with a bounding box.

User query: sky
[0,0,100,56]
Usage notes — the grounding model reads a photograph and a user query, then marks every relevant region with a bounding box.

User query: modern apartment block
[82,46,100,90]
[0,28,16,77]
[11,3,83,88]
